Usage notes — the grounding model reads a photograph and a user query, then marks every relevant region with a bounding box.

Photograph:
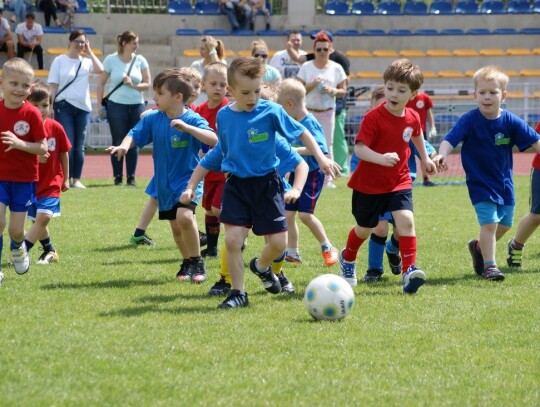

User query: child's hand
[423,158,437,175]
[284,188,301,204]
[379,152,400,167]
[1,131,23,152]
[62,180,70,192]
[428,127,438,140]
[38,151,50,163]
[431,154,446,172]
[171,119,187,132]
[180,189,195,205]
[319,158,341,179]
[106,145,127,160]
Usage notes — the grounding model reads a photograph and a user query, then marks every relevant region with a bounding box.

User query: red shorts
[202,179,224,211]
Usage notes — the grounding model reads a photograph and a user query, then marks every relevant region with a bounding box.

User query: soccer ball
[304,274,355,321]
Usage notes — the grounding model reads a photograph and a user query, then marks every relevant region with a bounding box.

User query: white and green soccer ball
[304,274,355,321]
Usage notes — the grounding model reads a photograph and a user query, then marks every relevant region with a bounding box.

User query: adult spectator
[248,0,271,31]
[97,31,150,187]
[0,9,15,59]
[190,35,226,105]
[296,32,347,188]
[288,30,351,177]
[269,30,305,79]
[218,0,252,31]
[9,0,27,23]
[48,29,104,189]
[251,39,280,85]
[15,13,44,70]
[39,0,61,27]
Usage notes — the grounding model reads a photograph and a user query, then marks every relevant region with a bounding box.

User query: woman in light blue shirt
[97,31,151,186]
[251,39,281,85]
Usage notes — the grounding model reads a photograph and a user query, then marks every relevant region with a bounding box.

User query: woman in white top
[48,29,103,189]
[297,32,346,188]
[190,35,226,105]
[96,31,151,186]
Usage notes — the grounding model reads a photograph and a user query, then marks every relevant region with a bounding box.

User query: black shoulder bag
[101,55,137,107]
[54,59,82,101]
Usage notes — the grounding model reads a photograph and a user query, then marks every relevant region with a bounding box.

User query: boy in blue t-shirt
[181,56,340,309]
[108,69,218,283]
[439,65,540,281]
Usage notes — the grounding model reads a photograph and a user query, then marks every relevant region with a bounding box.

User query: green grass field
[1,176,539,406]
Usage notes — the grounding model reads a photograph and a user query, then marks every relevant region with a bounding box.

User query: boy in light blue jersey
[439,65,540,281]
[277,78,339,267]
[182,57,340,309]
[108,69,217,283]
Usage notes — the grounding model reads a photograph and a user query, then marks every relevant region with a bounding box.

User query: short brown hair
[473,65,509,91]
[69,30,86,42]
[383,59,424,92]
[227,57,264,88]
[201,35,225,60]
[370,85,385,106]
[116,31,138,54]
[1,57,34,79]
[27,81,52,104]
[154,69,193,103]
[203,62,227,81]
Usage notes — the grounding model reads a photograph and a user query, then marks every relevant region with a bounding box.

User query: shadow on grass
[99,304,215,317]
[500,266,540,275]
[41,278,166,290]
[137,292,210,303]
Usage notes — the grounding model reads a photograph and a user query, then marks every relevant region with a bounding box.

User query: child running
[439,66,540,281]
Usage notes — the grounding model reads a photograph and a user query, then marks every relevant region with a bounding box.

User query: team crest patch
[247,127,268,143]
[402,126,413,142]
[171,135,189,148]
[48,137,57,152]
[14,121,30,137]
[416,100,425,109]
[494,132,510,145]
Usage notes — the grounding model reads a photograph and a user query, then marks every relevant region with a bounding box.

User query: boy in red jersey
[339,59,437,293]
[0,58,48,280]
[24,82,71,264]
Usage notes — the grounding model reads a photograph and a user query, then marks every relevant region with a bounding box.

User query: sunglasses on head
[316,47,329,52]
[254,53,268,58]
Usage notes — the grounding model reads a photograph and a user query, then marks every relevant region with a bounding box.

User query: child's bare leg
[495,224,511,241]
[257,231,287,270]
[298,212,328,245]
[0,204,7,235]
[285,210,299,249]
[137,197,157,230]
[8,211,27,243]
[478,223,497,264]
[514,213,540,244]
[25,213,52,245]
[174,207,200,258]
[224,225,249,291]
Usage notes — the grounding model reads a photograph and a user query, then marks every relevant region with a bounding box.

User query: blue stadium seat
[507,0,533,13]
[351,1,376,15]
[203,29,229,36]
[466,28,491,35]
[520,27,540,34]
[76,0,89,13]
[362,29,386,35]
[325,1,351,15]
[168,0,192,15]
[43,26,67,34]
[377,1,402,14]
[534,0,540,12]
[256,29,282,36]
[194,1,219,15]
[334,29,361,36]
[72,26,96,34]
[440,28,465,35]
[231,29,255,36]
[492,27,518,34]
[455,0,479,14]
[480,0,506,13]
[176,29,201,36]
[388,29,413,36]
[429,0,453,14]
[414,29,440,35]
[404,1,428,14]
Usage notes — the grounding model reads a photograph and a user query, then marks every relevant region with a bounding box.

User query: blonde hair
[227,57,264,88]
[178,66,202,86]
[473,65,509,91]
[1,57,34,79]
[277,78,306,105]
[370,85,385,108]
[261,84,278,102]
[203,62,227,81]
[251,39,269,55]
[201,36,225,60]
[383,59,423,92]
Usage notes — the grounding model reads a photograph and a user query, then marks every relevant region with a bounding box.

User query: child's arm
[1,131,48,155]
[298,129,341,177]
[355,141,399,167]
[294,146,311,156]
[531,140,540,155]
[59,151,70,191]
[411,133,437,175]
[427,108,437,140]
[284,160,308,204]
[106,135,135,160]
[170,120,218,146]
[180,165,210,205]
[438,140,454,171]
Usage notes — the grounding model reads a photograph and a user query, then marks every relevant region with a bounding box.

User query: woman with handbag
[96,31,151,186]
[48,29,103,189]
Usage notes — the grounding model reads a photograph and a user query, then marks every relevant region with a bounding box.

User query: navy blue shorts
[220,171,287,236]
[352,189,413,228]
[158,201,197,220]
[285,169,324,214]
[0,181,36,212]
[530,168,540,215]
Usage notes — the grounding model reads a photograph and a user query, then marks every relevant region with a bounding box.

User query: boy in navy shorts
[0,58,48,282]
[182,56,340,308]
[108,69,218,283]
[340,59,436,294]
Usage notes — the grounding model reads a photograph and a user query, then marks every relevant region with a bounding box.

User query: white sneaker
[11,243,30,275]
[71,181,86,189]
[0,271,4,287]
[324,181,337,189]
[36,250,59,265]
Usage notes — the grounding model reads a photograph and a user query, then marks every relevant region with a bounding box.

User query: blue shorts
[474,201,515,227]
[145,176,158,200]
[530,168,540,215]
[27,197,61,220]
[0,181,36,212]
[352,189,413,229]
[285,170,324,214]
[379,211,395,225]
[220,171,287,236]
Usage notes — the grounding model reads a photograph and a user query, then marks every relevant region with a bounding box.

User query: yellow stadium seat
[426,49,452,57]
[532,48,540,55]
[452,49,479,57]
[438,70,465,78]
[223,49,235,57]
[399,49,426,57]
[506,91,525,98]
[422,70,438,78]
[183,49,200,57]
[345,50,371,58]
[34,69,49,78]
[465,70,476,77]
[237,50,252,56]
[532,91,540,98]
[47,47,68,55]
[372,50,399,57]
[479,49,505,56]
[355,71,383,79]
[503,69,520,77]
[506,48,532,56]
[520,69,540,77]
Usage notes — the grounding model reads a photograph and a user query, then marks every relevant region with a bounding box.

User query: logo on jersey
[416,100,425,109]
[171,135,189,148]
[494,132,510,145]
[247,127,268,143]
[48,137,57,152]
[14,121,30,137]
[402,126,414,142]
